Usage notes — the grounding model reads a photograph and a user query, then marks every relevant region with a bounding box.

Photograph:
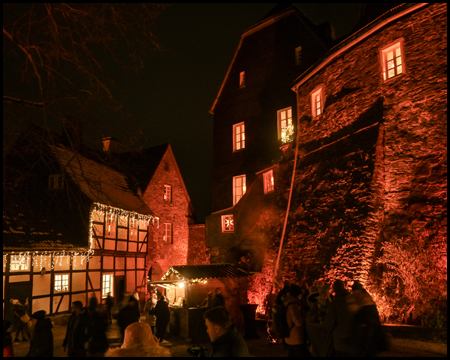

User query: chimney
[62,116,83,149]
[102,137,119,153]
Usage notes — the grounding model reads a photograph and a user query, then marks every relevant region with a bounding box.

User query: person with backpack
[282,284,311,357]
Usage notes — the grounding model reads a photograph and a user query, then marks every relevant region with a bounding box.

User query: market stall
[147,264,250,341]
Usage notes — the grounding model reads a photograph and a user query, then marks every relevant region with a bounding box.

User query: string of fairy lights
[160,266,208,286]
[4,202,159,272]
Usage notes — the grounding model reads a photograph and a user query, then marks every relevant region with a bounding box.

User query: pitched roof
[167,264,249,280]
[50,144,155,216]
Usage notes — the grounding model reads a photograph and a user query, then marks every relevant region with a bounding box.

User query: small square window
[311,85,325,119]
[233,122,245,151]
[263,170,275,194]
[55,274,69,292]
[164,185,172,202]
[239,71,245,88]
[222,215,234,233]
[381,40,404,81]
[163,223,173,244]
[233,175,246,205]
[10,255,30,272]
[277,107,293,143]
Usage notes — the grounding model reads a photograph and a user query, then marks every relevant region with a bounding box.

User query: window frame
[233,122,246,152]
[277,107,294,143]
[54,273,70,293]
[221,214,234,233]
[380,38,405,82]
[164,184,172,202]
[295,46,302,66]
[239,71,245,88]
[263,170,275,194]
[233,174,246,206]
[9,255,30,272]
[102,273,114,299]
[163,222,173,244]
[311,85,325,119]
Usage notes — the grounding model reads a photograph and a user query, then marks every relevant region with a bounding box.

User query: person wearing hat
[27,310,53,357]
[201,292,213,308]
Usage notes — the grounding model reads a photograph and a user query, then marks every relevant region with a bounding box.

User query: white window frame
[233,122,245,152]
[54,274,69,293]
[263,170,275,194]
[277,107,293,143]
[311,85,325,119]
[233,175,246,205]
[102,274,114,299]
[239,71,245,88]
[221,215,234,233]
[10,255,30,272]
[380,39,405,81]
[48,174,64,189]
[163,223,173,244]
[164,184,172,202]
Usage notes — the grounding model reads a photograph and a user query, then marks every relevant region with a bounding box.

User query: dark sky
[4,4,362,223]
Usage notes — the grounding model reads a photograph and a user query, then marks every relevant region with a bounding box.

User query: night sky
[3,4,361,222]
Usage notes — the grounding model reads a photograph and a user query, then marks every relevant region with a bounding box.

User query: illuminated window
[129,217,137,241]
[233,122,245,151]
[233,175,246,205]
[102,274,114,298]
[221,215,234,233]
[277,107,293,143]
[106,213,116,238]
[163,223,172,244]
[239,71,245,88]
[10,255,29,271]
[295,46,302,66]
[311,85,325,118]
[263,170,274,194]
[48,174,64,189]
[54,274,69,292]
[164,185,172,202]
[381,40,404,81]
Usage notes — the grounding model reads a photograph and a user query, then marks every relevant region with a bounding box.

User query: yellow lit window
[10,255,29,271]
[263,170,274,194]
[102,274,114,298]
[233,122,245,151]
[277,107,293,143]
[233,175,246,205]
[55,274,69,292]
[381,40,404,81]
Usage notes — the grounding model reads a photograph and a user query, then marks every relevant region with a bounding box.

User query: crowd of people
[271,279,389,357]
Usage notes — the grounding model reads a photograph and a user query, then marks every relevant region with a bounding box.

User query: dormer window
[381,39,405,81]
[263,170,274,194]
[48,174,64,189]
[222,215,234,233]
[311,85,325,119]
[239,71,245,88]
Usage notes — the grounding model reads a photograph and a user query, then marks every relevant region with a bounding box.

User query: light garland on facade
[160,267,208,286]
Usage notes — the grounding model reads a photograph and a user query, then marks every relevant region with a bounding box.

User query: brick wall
[187,224,210,265]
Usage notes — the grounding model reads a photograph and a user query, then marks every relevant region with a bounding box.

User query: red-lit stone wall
[249,4,447,315]
[142,150,191,272]
[187,224,210,265]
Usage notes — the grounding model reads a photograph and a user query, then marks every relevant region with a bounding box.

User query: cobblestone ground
[12,318,447,357]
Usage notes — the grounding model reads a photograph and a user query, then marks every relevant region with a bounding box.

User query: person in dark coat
[324,280,354,356]
[348,281,389,357]
[117,296,141,343]
[27,310,53,357]
[154,295,170,342]
[203,306,250,357]
[87,296,109,356]
[105,293,114,324]
[62,301,93,357]
[211,288,226,308]
[11,299,29,342]
[3,320,14,357]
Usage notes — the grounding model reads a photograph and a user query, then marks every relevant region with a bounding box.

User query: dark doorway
[114,276,125,306]
[5,282,31,323]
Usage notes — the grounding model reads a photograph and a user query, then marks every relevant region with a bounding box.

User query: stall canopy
[147,264,249,287]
